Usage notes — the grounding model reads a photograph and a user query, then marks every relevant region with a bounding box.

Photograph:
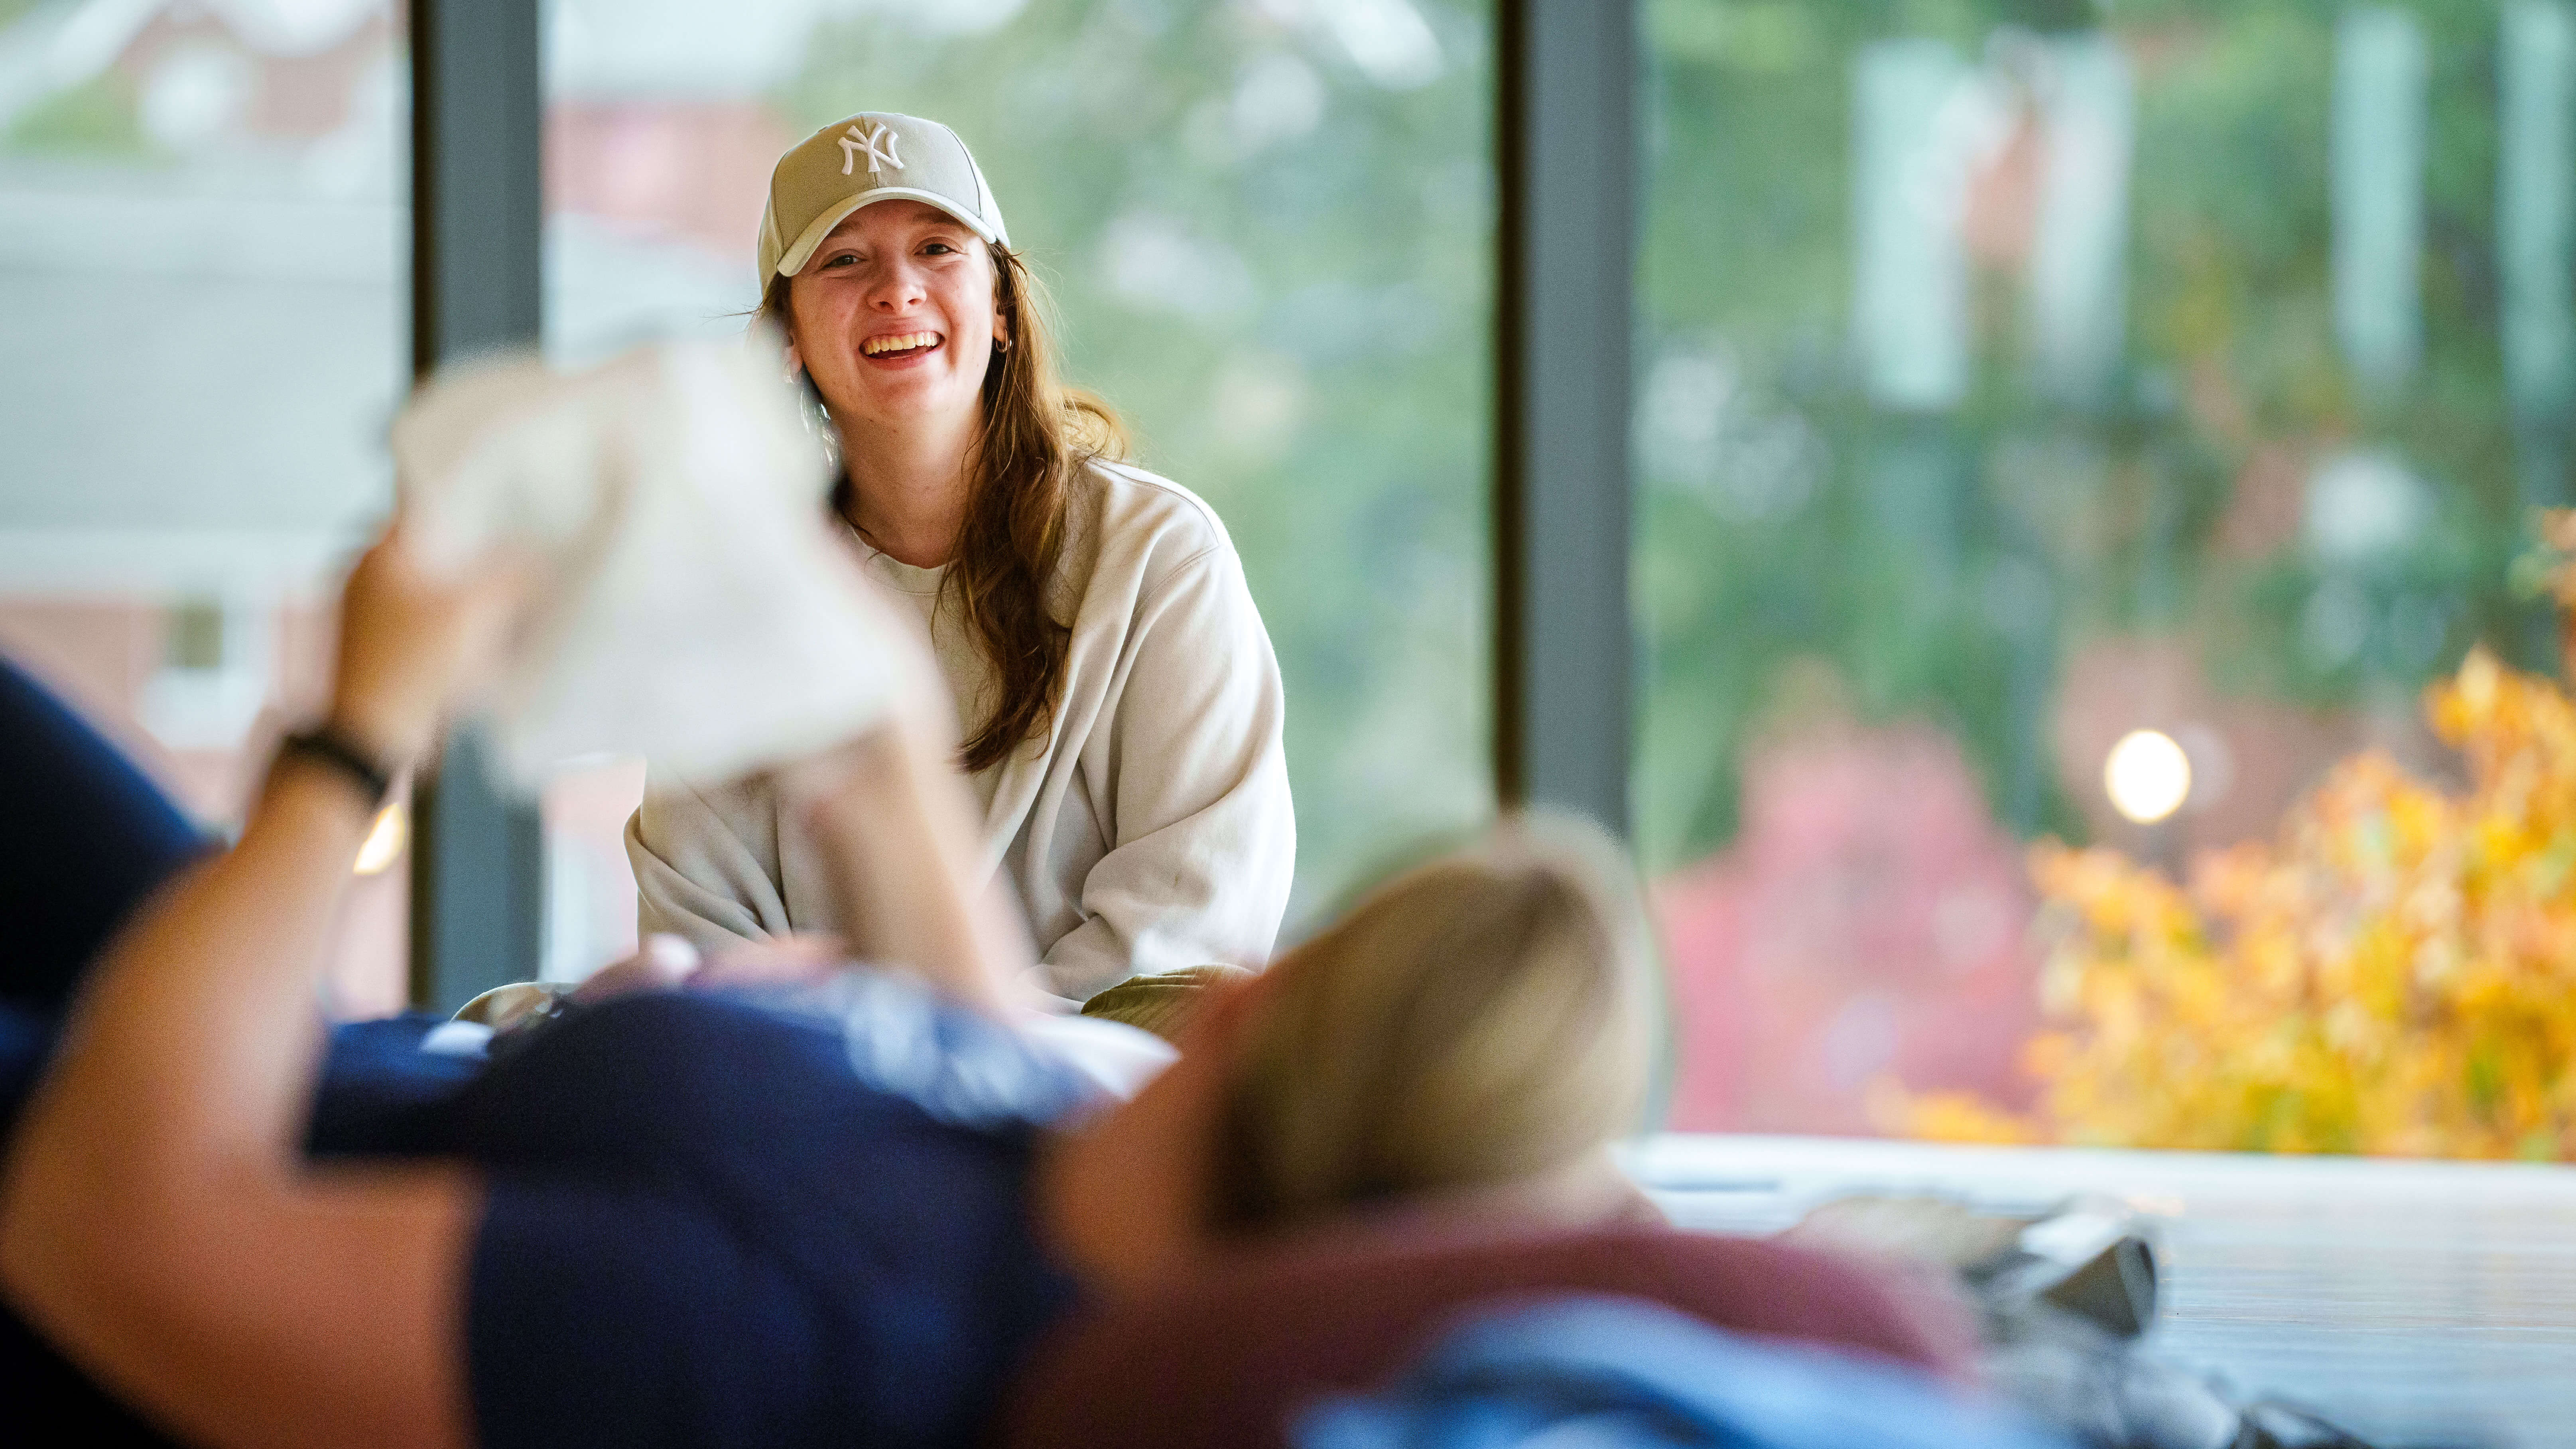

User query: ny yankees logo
[838,120,903,177]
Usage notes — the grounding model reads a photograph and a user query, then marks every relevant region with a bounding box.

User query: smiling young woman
[626,113,1296,1013]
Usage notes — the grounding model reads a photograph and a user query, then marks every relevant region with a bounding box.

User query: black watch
[275,725,394,809]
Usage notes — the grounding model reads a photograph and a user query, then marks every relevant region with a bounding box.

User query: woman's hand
[569,933,704,1004]
[326,520,531,771]
[691,932,852,991]
[569,932,856,1007]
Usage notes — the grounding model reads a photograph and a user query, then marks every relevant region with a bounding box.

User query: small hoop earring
[994,336,1013,353]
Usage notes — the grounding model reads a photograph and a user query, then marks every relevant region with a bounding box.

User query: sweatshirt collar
[834,510,948,597]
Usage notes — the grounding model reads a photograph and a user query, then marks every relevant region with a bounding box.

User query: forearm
[0,511,512,1449]
[20,507,508,1175]
[5,762,372,1209]
[798,725,1032,1017]
[0,760,478,1449]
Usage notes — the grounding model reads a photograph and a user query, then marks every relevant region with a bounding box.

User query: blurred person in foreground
[628,111,1295,1021]
[0,514,1654,1447]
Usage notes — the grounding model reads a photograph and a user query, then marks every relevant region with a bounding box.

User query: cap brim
[773,189,1008,277]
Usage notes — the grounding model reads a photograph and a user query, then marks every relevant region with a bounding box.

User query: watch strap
[276,725,393,809]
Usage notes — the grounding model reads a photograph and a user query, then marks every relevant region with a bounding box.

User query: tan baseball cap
[757,111,1010,285]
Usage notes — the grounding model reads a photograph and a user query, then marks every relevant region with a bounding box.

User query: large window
[0,0,408,1013]
[536,0,1495,977]
[1638,1,2576,1156]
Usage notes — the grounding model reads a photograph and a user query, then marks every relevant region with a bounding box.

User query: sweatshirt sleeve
[624,773,798,955]
[1041,543,1296,999]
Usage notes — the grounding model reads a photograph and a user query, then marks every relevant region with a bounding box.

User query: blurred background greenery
[1636,0,2548,878]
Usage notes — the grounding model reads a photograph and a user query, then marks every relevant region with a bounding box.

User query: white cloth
[392,338,906,791]
[627,461,1297,1001]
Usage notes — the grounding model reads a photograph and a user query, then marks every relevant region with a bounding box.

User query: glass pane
[539,0,1493,978]
[1639,2,2570,1157]
[0,0,409,1015]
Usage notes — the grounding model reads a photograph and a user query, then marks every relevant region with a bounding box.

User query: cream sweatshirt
[623,460,1296,1001]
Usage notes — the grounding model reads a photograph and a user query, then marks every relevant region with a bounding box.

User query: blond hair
[1211,816,1661,1233]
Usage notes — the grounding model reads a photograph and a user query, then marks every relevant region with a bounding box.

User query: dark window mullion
[406,0,546,1013]
[1495,0,1638,832]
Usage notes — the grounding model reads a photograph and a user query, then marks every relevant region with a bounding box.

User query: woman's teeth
[863,331,942,357]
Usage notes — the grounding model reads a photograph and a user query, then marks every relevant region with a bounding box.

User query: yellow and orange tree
[1906,524,2576,1159]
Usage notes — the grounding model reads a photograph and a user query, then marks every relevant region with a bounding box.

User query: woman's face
[784,199,1004,438]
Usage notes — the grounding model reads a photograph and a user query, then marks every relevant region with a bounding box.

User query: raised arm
[782,704,1040,1021]
[0,527,511,1449]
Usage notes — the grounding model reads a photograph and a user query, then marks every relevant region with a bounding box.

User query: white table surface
[1623,1135,2576,1449]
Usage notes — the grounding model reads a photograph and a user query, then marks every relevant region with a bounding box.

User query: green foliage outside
[4,73,149,158]
[1634,0,2550,875]
[778,0,1496,921]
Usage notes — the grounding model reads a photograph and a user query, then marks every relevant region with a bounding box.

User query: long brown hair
[763,241,1125,772]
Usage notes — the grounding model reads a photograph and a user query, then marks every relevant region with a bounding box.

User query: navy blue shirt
[0,972,1087,1449]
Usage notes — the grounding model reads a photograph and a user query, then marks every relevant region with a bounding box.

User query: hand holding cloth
[390,336,915,791]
